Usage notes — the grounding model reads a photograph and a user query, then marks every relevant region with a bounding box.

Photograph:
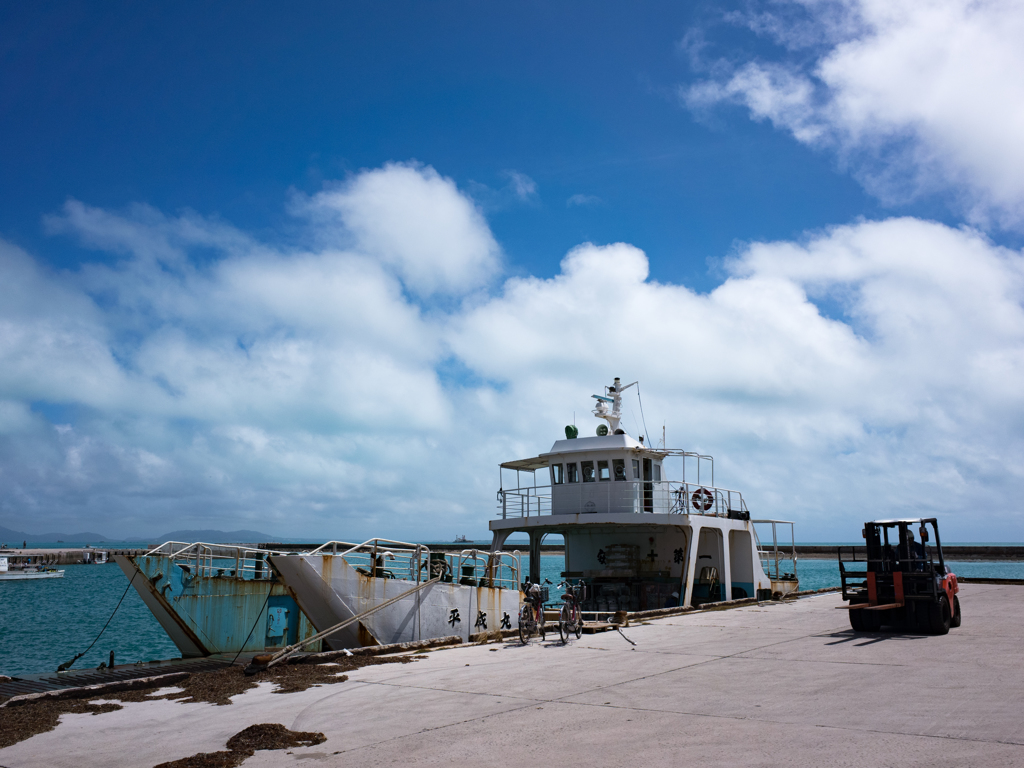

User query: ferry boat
[490,379,797,612]
[118,379,795,657]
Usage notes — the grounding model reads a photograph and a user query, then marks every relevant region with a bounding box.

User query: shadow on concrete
[821,630,928,647]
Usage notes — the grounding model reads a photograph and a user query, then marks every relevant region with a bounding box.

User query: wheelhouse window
[654,463,662,482]
[581,460,595,482]
[613,459,626,481]
[566,463,579,483]
[632,459,640,479]
[552,464,564,485]
[598,460,610,481]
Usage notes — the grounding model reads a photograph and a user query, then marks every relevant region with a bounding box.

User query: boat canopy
[500,456,549,472]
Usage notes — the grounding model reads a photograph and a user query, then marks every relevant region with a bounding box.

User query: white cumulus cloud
[686,0,1024,228]
[1,163,1023,542]
[298,162,501,297]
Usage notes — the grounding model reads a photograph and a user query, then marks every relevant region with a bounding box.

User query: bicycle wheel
[518,604,532,645]
[558,604,570,644]
[538,607,546,641]
[573,603,583,639]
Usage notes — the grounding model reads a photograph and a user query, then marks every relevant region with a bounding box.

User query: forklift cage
[838,518,947,607]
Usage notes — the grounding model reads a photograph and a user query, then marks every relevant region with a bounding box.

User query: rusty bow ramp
[115,543,322,658]
[269,540,523,648]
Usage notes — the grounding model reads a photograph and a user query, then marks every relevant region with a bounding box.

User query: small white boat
[0,558,64,580]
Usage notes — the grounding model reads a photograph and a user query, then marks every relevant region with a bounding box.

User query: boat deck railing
[144,541,296,580]
[306,538,521,590]
[752,520,798,583]
[498,480,750,519]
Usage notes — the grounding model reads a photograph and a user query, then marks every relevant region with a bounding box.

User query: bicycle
[557,580,586,644]
[518,581,547,644]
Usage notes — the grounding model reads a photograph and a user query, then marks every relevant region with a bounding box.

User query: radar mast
[591,377,636,435]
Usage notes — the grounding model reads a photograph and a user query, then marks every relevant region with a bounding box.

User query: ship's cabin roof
[500,434,665,472]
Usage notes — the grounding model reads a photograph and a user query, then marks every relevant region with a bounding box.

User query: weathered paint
[270,554,522,647]
[116,554,321,657]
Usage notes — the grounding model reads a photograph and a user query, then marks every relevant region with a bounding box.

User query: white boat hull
[270,554,521,648]
[0,570,64,580]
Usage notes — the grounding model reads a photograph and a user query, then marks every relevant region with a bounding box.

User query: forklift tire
[849,609,867,632]
[951,596,962,628]
[929,595,951,635]
[849,607,879,632]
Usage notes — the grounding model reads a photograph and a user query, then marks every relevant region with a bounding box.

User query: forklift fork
[849,571,905,612]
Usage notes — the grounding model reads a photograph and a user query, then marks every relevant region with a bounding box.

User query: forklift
[838,518,961,634]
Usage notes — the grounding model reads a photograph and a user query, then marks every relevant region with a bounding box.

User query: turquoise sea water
[2,556,1021,679]
[0,564,179,679]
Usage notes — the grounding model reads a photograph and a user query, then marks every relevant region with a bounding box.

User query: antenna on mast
[592,377,637,434]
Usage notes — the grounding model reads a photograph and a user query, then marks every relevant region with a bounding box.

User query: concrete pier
[1,583,1022,767]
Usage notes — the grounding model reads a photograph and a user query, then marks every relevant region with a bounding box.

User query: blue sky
[2,1,1023,541]
[4,2,908,279]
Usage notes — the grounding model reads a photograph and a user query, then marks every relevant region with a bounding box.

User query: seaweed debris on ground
[0,700,122,750]
[0,654,415,749]
[153,723,327,768]
[156,654,414,705]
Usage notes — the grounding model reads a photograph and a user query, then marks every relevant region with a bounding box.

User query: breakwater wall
[6,544,1016,563]
[262,543,1024,561]
[0,548,147,565]
[794,545,1024,561]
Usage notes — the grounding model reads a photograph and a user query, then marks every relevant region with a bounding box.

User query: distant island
[0,524,284,545]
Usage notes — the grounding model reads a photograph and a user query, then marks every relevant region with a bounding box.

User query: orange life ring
[691,487,714,512]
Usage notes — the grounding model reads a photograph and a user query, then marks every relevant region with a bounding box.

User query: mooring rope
[230,589,273,666]
[57,568,138,672]
[615,626,636,646]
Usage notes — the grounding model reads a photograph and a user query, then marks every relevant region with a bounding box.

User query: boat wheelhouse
[490,378,797,612]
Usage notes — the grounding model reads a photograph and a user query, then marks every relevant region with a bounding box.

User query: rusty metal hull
[270,554,522,647]
[115,554,321,658]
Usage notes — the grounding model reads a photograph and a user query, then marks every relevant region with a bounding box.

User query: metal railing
[752,521,797,583]
[143,541,296,580]
[306,538,521,591]
[497,480,749,519]
[143,539,522,589]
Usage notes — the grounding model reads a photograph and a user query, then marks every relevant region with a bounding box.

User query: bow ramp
[115,542,322,657]
[269,541,523,647]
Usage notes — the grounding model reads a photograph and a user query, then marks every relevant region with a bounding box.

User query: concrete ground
[2,584,1022,768]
